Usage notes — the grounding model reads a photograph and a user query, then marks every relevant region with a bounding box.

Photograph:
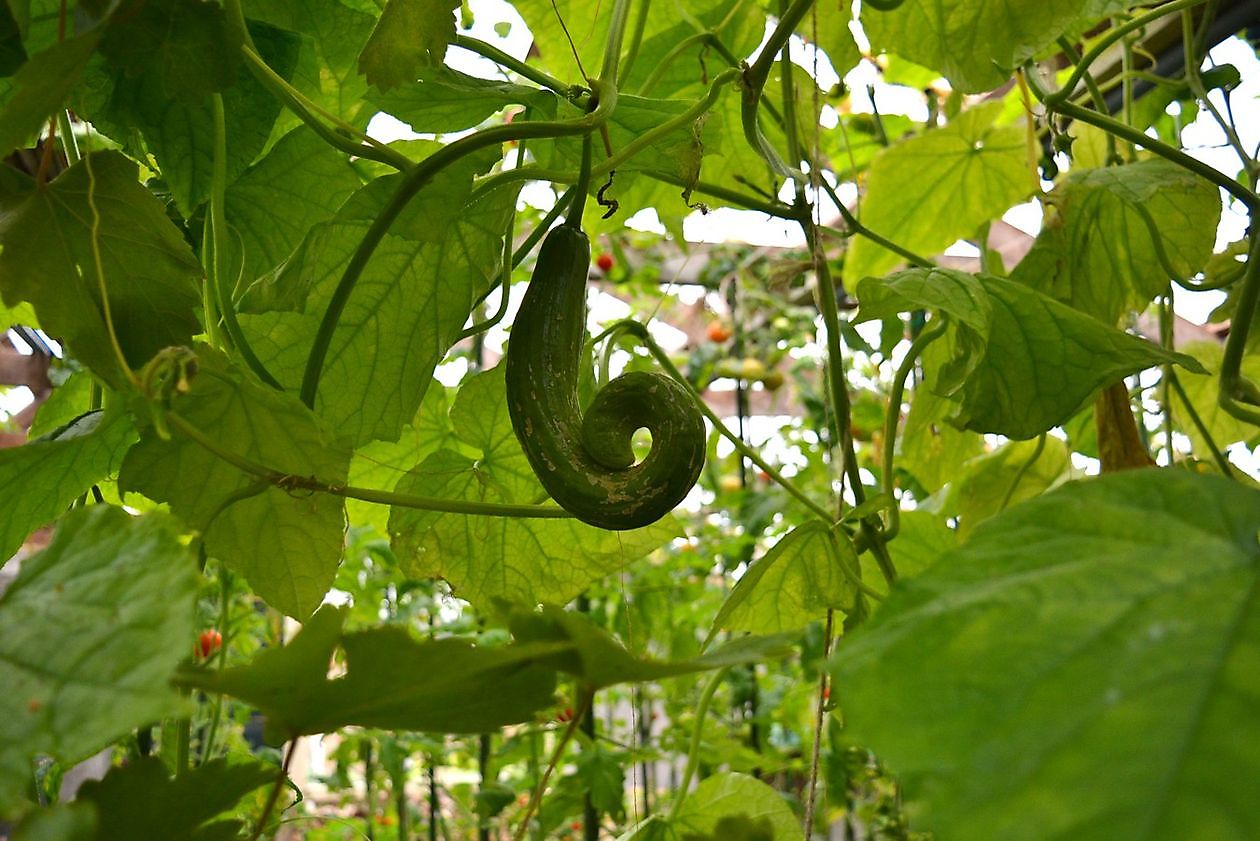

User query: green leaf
[389,365,679,610]
[246,0,377,129]
[82,20,300,216]
[709,522,857,639]
[863,0,1112,93]
[0,507,198,817]
[576,743,626,821]
[223,126,363,290]
[508,606,793,690]
[119,347,350,619]
[0,151,203,387]
[0,0,26,76]
[842,103,1030,288]
[181,605,563,737]
[239,178,516,446]
[832,469,1260,841]
[0,410,135,563]
[672,772,802,841]
[1011,160,1221,324]
[97,0,237,100]
[11,804,97,841]
[1174,341,1260,458]
[898,339,985,493]
[856,268,1205,439]
[943,436,1074,538]
[75,757,275,841]
[0,31,99,158]
[357,0,459,91]
[369,64,555,134]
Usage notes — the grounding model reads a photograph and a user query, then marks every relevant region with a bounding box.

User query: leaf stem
[1217,232,1260,425]
[880,319,946,540]
[452,34,576,97]
[511,688,592,841]
[1167,370,1237,476]
[209,94,283,389]
[162,412,575,518]
[667,667,729,821]
[248,739,298,841]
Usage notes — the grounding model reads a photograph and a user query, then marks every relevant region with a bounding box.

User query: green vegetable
[505,190,705,530]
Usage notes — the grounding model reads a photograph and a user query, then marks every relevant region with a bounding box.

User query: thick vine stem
[1218,232,1260,425]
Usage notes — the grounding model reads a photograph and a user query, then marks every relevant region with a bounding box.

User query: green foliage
[833,470,1260,841]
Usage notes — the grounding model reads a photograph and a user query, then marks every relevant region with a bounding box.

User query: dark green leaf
[0,507,198,817]
[833,469,1260,841]
[0,0,26,76]
[0,32,99,158]
[97,0,237,100]
[119,347,350,619]
[75,757,275,841]
[181,606,563,736]
[0,151,202,387]
[369,64,556,133]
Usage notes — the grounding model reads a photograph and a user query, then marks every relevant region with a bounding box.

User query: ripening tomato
[595,253,614,272]
[706,322,732,343]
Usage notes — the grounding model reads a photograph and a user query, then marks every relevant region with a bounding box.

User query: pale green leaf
[843,103,1030,288]
[709,522,857,638]
[368,64,556,134]
[357,0,459,91]
[0,151,203,387]
[898,338,985,492]
[943,436,1074,538]
[0,507,198,817]
[1174,341,1260,459]
[1012,160,1221,324]
[832,469,1260,841]
[119,347,350,619]
[0,411,135,564]
[672,773,802,841]
[856,268,1205,439]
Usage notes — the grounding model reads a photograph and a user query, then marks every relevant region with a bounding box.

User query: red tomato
[596,253,615,272]
[195,629,222,660]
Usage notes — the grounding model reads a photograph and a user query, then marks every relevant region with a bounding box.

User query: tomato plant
[0,0,1258,840]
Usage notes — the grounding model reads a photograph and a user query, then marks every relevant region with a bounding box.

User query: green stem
[299,85,620,408]
[1056,36,1116,162]
[1028,70,1260,211]
[1168,370,1237,476]
[636,31,710,95]
[1047,0,1210,107]
[453,35,576,97]
[240,46,413,172]
[880,320,946,540]
[618,0,653,84]
[999,433,1047,512]
[248,740,298,841]
[1217,233,1260,424]
[56,111,80,164]
[1181,10,1253,175]
[511,689,592,841]
[667,668,729,821]
[164,412,575,519]
[209,94,283,389]
[738,0,815,182]
[818,178,934,269]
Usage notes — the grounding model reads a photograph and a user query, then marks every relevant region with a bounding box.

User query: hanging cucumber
[505,137,705,530]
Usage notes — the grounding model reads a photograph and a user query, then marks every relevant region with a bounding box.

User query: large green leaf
[0,507,197,817]
[223,126,363,290]
[239,177,515,446]
[0,0,27,76]
[180,606,563,737]
[0,411,134,563]
[862,0,1119,93]
[898,338,985,493]
[83,20,300,216]
[856,268,1204,439]
[671,772,802,841]
[708,522,858,638]
[119,347,350,619]
[73,757,275,841]
[0,152,203,388]
[357,0,458,91]
[842,103,1030,288]
[0,31,99,158]
[832,469,1260,841]
[97,0,238,101]
[389,365,678,610]
[1011,160,1221,324]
